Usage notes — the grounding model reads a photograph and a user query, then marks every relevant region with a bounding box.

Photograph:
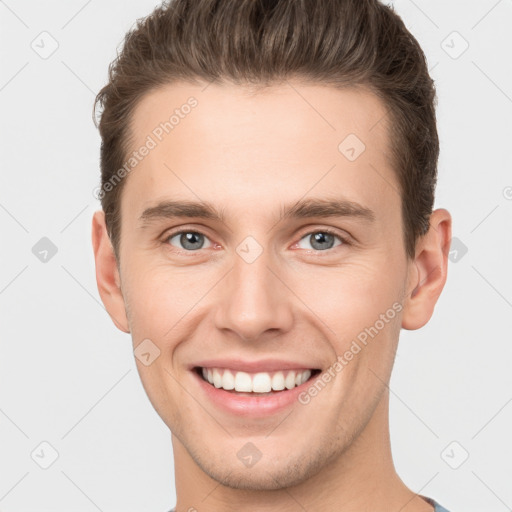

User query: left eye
[296,231,345,251]
[166,231,213,251]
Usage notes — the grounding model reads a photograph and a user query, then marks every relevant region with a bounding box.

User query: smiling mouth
[194,366,321,395]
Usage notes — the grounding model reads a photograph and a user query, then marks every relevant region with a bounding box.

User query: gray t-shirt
[168,496,451,511]
[423,496,452,512]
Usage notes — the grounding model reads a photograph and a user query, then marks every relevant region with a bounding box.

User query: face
[94,80,440,490]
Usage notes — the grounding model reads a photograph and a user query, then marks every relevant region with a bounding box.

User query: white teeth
[234,371,252,392]
[284,372,296,390]
[202,367,313,393]
[252,373,272,393]
[271,371,285,390]
[222,369,235,390]
[213,369,223,388]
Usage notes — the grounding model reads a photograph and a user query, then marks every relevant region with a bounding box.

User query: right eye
[165,230,214,252]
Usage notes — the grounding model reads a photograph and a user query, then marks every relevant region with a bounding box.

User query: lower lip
[192,369,316,417]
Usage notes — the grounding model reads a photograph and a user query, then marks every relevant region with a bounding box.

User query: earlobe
[91,210,130,333]
[401,208,452,331]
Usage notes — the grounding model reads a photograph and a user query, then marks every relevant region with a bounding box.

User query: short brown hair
[93,0,439,262]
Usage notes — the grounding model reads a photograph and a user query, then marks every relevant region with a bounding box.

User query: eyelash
[161,227,351,256]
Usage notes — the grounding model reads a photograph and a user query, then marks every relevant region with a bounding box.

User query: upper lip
[190,358,320,373]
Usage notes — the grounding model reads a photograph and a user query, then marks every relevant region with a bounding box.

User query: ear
[401,208,452,330]
[91,210,130,333]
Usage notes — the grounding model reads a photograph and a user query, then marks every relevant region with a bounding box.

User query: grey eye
[297,232,343,251]
[167,232,212,251]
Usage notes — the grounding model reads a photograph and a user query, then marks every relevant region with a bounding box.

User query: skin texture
[92,81,451,512]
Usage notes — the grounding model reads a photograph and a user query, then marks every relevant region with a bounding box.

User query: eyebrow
[138,197,375,227]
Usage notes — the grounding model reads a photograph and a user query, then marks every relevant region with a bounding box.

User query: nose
[213,248,294,343]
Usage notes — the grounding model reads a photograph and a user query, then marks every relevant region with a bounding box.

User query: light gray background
[0,1,511,511]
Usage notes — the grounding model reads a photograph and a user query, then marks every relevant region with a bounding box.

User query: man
[91,0,453,510]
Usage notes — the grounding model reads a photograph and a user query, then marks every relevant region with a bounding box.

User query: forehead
[122,80,398,224]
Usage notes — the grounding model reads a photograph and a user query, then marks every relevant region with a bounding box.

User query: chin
[192,447,328,491]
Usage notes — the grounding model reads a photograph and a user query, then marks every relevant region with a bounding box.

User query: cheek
[288,261,404,381]
[290,259,402,326]
[123,260,199,331]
